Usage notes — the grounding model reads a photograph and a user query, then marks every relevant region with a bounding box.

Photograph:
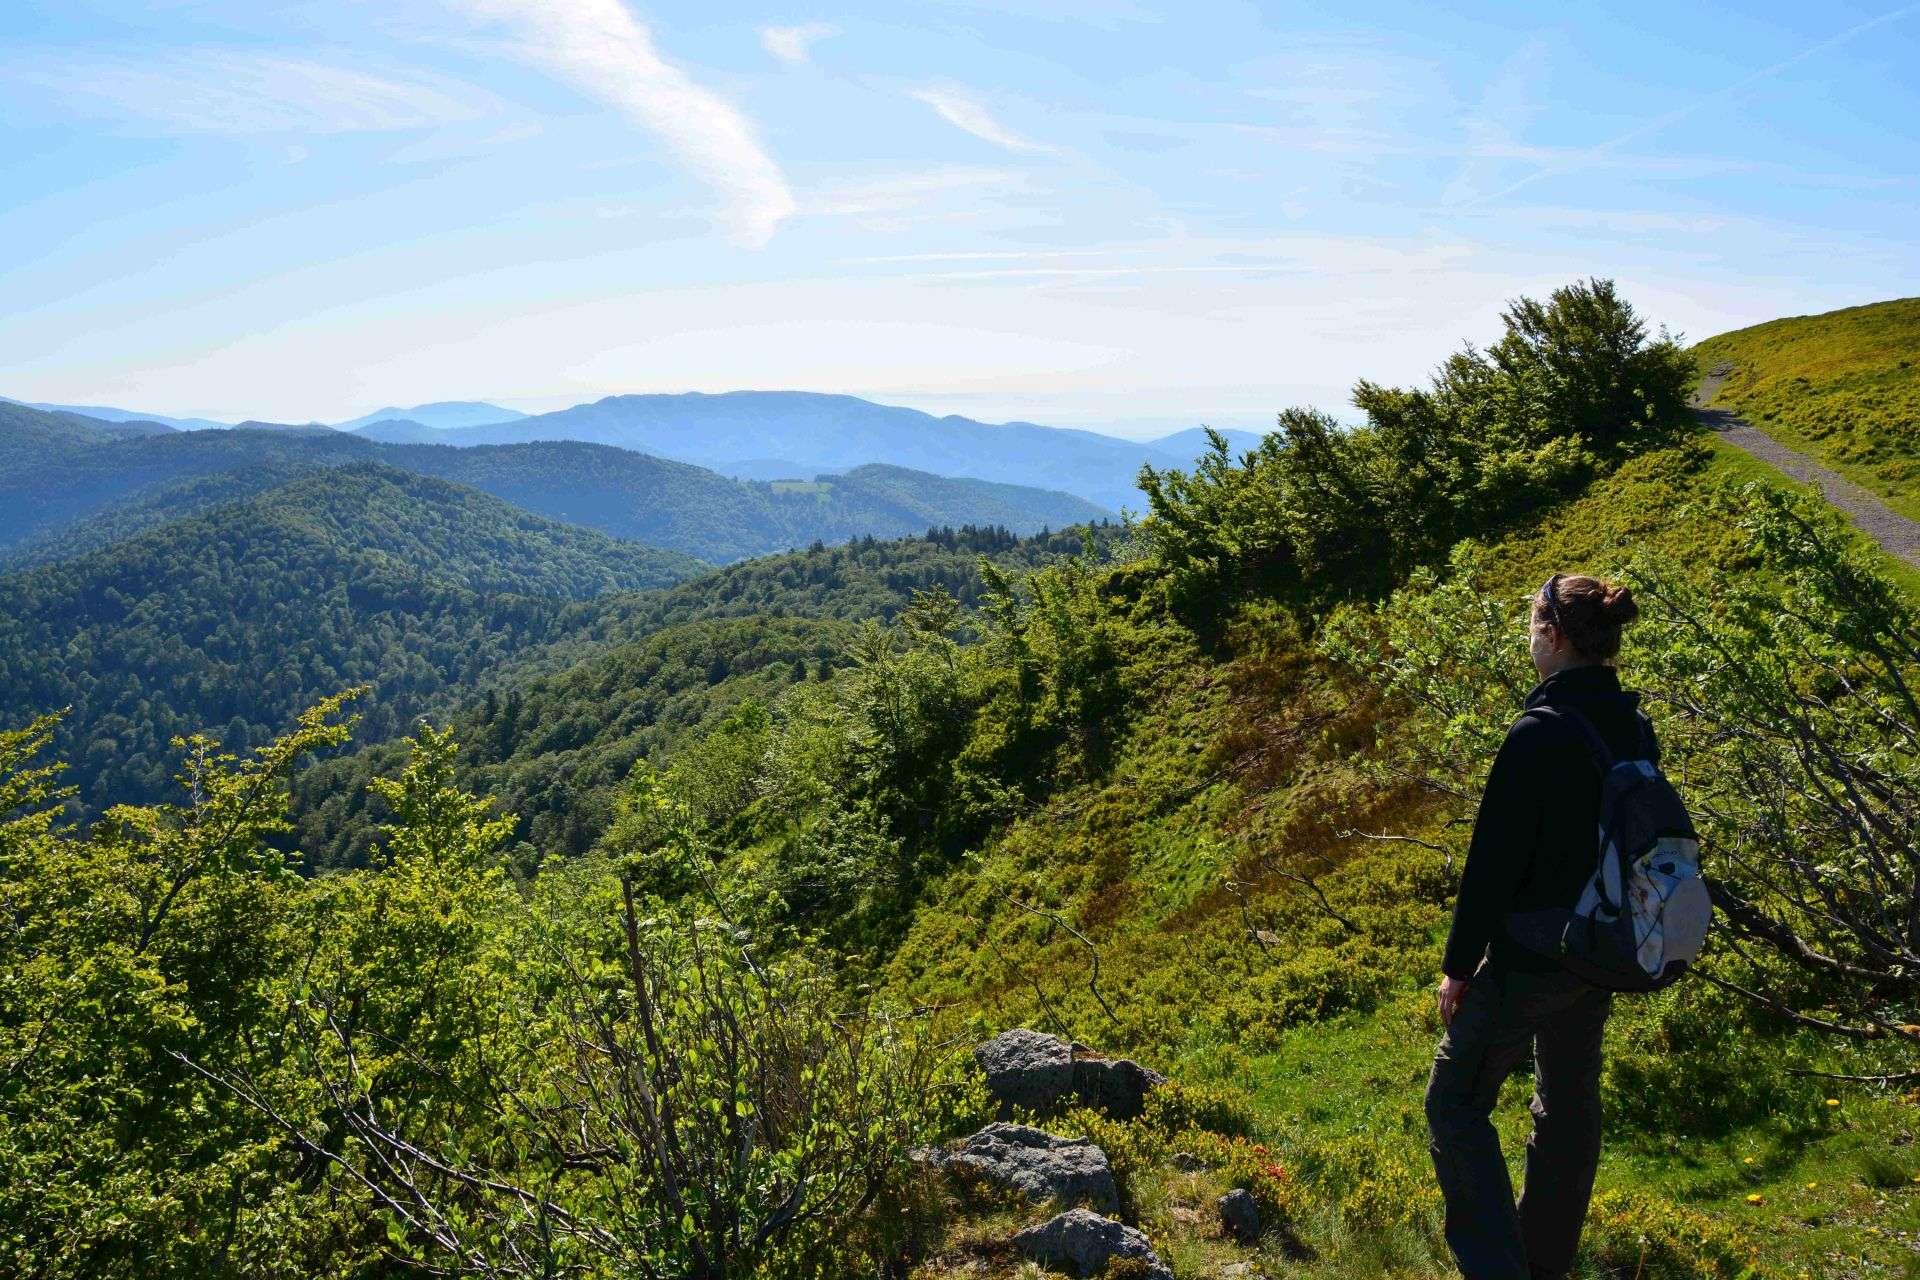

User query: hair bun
[1601,584,1640,626]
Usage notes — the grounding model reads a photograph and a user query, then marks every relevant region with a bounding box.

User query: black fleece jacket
[1441,664,1655,980]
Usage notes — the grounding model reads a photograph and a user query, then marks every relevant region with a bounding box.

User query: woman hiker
[1425,573,1646,1280]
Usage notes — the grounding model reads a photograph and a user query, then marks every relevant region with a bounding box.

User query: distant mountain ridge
[348,418,445,443]
[0,395,228,431]
[335,401,529,432]
[0,400,174,475]
[12,388,1271,510]
[384,390,1265,510]
[0,401,1112,566]
[1147,426,1267,458]
[0,396,532,434]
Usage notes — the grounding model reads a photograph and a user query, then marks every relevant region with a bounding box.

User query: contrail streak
[1462,3,1918,208]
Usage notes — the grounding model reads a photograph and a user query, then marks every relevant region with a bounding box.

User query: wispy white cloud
[386,120,544,165]
[760,23,837,66]
[844,247,1119,265]
[910,86,1059,155]
[1242,37,1440,165]
[1440,37,1550,208]
[2,50,490,134]
[451,0,794,247]
[798,167,1026,233]
[803,167,1019,217]
[843,233,1476,284]
[1453,206,1733,235]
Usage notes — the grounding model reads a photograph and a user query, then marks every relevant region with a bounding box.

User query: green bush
[1141,1080,1259,1139]
[1138,279,1692,618]
[1583,1189,1769,1279]
[1220,943,1399,1052]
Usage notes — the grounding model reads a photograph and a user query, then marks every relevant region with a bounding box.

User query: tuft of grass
[1858,1147,1919,1191]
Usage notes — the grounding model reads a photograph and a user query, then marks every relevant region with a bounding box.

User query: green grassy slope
[1694,296,1920,519]
[875,439,1919,1278]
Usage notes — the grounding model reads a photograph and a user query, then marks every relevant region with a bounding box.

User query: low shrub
[1186,1133,1306,1228]
[1289,1133,1440,1233]
[1218,942,1399,1051]
[1582,1188,1770,1279]
[1141,1080,1259,1140]
[1061,1106,1157,1221]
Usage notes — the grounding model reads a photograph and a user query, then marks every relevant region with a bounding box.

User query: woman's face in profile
[1528,616,1558,677]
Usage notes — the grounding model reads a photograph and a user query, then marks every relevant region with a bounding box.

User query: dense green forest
[5,284,1919,1279]
[0,464,698,809]
[0,410,1108,565]
[0,397,168,472]
[289,523,1110,869]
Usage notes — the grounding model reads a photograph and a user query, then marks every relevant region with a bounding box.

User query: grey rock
[1013,1208,1172,1279]
[1170,1150,1209,1172]
[975,1028,1167,1118]
[1218,1187,1261,1243]
[1071,1051,1168,1120]
[976,1028,1072,1114]
[931,1123,1119,1213]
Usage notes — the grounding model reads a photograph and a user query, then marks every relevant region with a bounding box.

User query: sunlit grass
[1694,295,1920,521]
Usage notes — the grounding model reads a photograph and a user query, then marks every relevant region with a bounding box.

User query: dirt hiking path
[1692,362,1920,570]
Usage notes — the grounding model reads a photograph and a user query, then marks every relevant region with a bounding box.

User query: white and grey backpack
[1506,705,1711,992]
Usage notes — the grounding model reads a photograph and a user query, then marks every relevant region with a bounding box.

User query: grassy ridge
[1694,296,1920,519]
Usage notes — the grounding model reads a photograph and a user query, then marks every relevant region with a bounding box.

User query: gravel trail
[1691,362,1920,569]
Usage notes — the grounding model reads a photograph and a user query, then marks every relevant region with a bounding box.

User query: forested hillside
[0,394,228,430]
[1,463,324,570]
[383,445,1109,561]
[6,282,1918,1279]
[0,464,698,808]
[0,398,168,472]
[0,417,383,556]
[0,406,1109,565]
[290,523,1109,868]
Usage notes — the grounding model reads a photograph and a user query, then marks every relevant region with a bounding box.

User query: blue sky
[1,0,1915,436]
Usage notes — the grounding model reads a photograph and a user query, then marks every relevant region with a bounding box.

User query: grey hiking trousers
[1425,966,1612,1280]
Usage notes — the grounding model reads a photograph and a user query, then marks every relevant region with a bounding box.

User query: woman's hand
[1437,975,1470,1028]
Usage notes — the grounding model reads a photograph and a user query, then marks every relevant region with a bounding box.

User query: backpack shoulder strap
[1522,703,1613,775]
[1634,709,1661,766]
